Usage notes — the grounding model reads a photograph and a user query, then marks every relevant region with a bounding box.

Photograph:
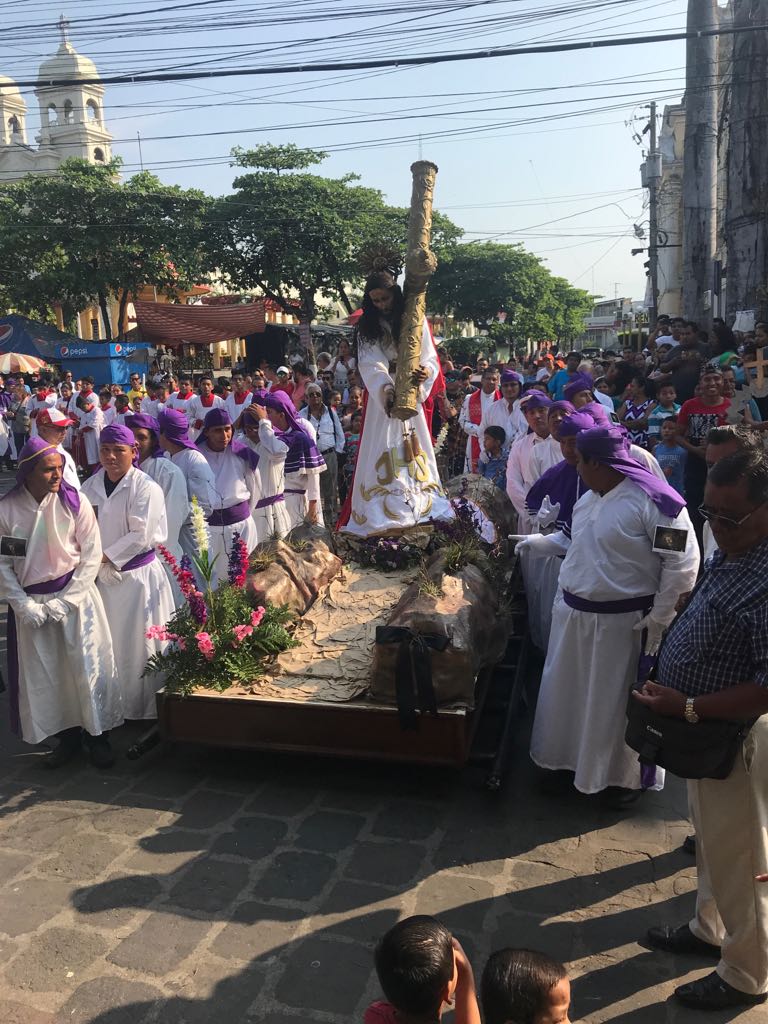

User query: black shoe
[646,923,721,958]
[40,729,82,769]
[682,834,696,855]
[601,786,644,810]
[675,972,768,1009]
[86,735,115,769]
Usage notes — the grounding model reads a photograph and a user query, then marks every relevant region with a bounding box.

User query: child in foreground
[365,915,480,1024]
[481,948,571,1024]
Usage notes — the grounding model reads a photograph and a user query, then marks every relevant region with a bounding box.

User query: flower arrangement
[432,421,450,457]
[144,501,296,695]
[353,535,424,571]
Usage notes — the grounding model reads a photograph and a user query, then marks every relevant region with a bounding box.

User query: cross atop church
[57,14,70,46]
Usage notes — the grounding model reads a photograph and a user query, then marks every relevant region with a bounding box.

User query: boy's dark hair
[484,425,506,445]
[662,414,678,425]
[115,394,130,407]
[374,916,454,1017]
[99,387,112,401]
[481,949,567,1024]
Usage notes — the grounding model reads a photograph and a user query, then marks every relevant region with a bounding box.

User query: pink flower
[146,625,171,641]
[250,606,266,628]
[195,631,215,661]
[176,637,187,651]
[231,623,254,647]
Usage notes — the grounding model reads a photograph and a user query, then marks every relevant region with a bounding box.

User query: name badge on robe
[653,526,687,553]
[1,536,27,557]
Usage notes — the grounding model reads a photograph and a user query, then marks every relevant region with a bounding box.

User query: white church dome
[0,75,24,98]
[37,42,99,84]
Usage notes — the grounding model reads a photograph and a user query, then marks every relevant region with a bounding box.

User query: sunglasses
[698,502,765,529]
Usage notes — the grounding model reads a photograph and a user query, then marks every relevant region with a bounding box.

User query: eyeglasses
[698,502,765,529]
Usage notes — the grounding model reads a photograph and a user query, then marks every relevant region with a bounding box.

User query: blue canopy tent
[0,315,152,386]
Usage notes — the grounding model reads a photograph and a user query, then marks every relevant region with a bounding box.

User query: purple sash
[256,494,285,509]
[7,570,75,737]
[208,499,250,527]
[562,591,654,615]
[120,550,156,572]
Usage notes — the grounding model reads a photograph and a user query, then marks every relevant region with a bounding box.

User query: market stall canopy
[135,300,266,345]
[0,314,84,361]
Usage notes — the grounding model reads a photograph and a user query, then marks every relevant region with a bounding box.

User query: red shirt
[678,397,731,447]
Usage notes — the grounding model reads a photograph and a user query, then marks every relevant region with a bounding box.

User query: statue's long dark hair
[355,272,405,352]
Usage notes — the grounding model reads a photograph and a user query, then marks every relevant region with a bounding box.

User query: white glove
[632,613,667,656]
[45,598,72,623]
[513,533,568,558]
[98,562,123,586]
[535,496,561,529]
[15,599,49,628]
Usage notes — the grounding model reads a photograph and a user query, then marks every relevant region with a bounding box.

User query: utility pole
[725,0,768,322]
[647,100,660,325]
[681,0,719,329]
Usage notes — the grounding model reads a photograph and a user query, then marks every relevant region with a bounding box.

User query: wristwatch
[684,697,700,724]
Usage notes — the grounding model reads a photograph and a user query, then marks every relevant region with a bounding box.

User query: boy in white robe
[82,424,175,720]
[0,439,122,767]
[158,409,216,569]
[506,392,554,535]
[75,393,105,474]
[519,425,699,806]
[36,408,81,491]
[187,376,224,435]
[241,398,291,542]
[197,407,260,587]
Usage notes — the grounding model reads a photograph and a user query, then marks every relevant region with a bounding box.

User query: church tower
[0,76,27,146]
[34,16,112,166]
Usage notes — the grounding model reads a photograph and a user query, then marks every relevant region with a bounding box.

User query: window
[86,99,100,123]
[63,100,74,124]
[8,115,21,135]
[93,147,105,162]
[47,103,58,125]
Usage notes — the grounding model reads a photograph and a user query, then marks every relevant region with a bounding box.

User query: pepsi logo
[0,325,13,345]
[114,344,122,354]
[59,346,69,357]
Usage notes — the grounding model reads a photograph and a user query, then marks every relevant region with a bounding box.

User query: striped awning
[135,300,266,345]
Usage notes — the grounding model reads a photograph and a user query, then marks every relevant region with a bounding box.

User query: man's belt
[285,489,306,496]
[121,550,156,572]
[321,448,336,455]
[256,494,285,509]
[562,591,654,614]
[208,500,250,527]
[25,570,75,595]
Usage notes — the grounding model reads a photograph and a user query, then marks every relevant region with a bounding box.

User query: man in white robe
[187,376,224,436]
[505,392,554,535]
[479,370,525,453]
[0,439,122,767]
[158,409,216,569]
[36,408,81,490]
[241,399,291,542]
[519,425,699,806]
[223,372,253,430]
[459,367,501,472]
[82,424,175,720]
[197,407,260,586]
[126,413,189,601]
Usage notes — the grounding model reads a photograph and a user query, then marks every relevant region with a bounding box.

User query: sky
[1,0,698,303]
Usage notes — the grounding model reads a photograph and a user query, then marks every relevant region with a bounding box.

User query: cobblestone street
[1,692,762,1024]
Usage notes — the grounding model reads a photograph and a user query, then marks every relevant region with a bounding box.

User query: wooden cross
[742,348,768,395]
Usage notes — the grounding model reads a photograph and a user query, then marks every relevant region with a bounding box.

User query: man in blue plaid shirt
[637,450,768,1011]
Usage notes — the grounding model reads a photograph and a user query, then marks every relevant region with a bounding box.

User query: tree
[206,145,462,325]
[0,158,211,338]
[429,241,590,345]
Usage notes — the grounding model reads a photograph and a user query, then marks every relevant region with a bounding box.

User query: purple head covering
[197,408,259,471]
[264,389,326,475]
[100,423,136,447]
[548,399,575,418]
[251,388,269,406]
[558,411,596,438]
[579,400,613,426]
[576,426,685,517]
[124,414,167,461]
[519,391,553,413]
[5,438,80,516]
[563,373,595,402]
[500,369,523,385]
[158,409,199,451]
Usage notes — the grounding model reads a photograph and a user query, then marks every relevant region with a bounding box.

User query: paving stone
[4,926,108,993]
[89,802,170,836]
[108,912,211,975]
[255,851,336,902]
[501,859,580,916]
[275,936,372,1015]
[370,800,445,841]
[130,771,208,800]
[431,824,513,876]
[75,873,163,928]
[491,909,579,966]
[0,785,47,826]
[123,828,207,874]
[161,962,265,1023]
[317,881,401,944]
[167,857,250,913]
[0,999,55,1024]
[38,832,124,882]
[211,816,288,860]
[345,841,426,887]
[210,901,304,961]
[55,976,162,1024]
[0,878,73,937]
[1,805,91,852]
[54,773,133,805]
[294,810,365,853]
[176,790,246,829]
[0,850,29,883]
[247,783,317,817]
[415,873,495,934]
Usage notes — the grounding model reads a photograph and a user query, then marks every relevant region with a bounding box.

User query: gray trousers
[320,449,339,524]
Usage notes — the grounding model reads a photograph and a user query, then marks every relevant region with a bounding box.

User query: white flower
[433,422,450,456]
[190,496,209,556]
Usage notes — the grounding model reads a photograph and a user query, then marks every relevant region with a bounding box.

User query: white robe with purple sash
[530,479,699,793]
[0,488,122,743]
[201,446,260,588]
